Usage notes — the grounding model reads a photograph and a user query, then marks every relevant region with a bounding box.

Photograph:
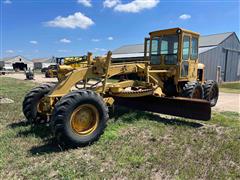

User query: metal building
[199,32,240,82]
[112,32,240,82]
[32,57,56,70]
[0,55,33,71]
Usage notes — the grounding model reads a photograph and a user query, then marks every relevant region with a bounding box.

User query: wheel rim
[70,104,99,136]
[37,98,44,113]
[192,88,202,99]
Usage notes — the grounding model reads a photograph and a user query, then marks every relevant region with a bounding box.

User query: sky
[1,0,239,59]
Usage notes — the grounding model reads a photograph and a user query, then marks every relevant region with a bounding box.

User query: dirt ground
[213,92,240,112]
[1,72,239,112]
[3,72,58,83]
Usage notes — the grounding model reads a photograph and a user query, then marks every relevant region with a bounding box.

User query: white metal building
[199,32,240,81]
[0,55,33,71]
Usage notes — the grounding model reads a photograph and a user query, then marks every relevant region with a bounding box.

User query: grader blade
[114,96,211,120]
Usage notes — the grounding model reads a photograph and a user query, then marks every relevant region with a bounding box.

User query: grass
[0,77,240,179]
[219,82,240,94]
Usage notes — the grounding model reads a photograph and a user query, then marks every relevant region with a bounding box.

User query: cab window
[173,42,178,53]
[161,40,168,54]
[150,38,160,64]
[150,35,178,65]
[146,39,150,56]
[182,36,190,60]
[191,37,198,60]
[144,38,150,58]
[151,39,159,55]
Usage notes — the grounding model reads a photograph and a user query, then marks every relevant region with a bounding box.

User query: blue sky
[1,0,239,59]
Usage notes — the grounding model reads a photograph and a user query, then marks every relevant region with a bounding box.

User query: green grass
[0,77,240,179]
[219,82,240,94]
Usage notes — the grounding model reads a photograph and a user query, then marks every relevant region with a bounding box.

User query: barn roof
[112,44,144,54]
[0,55,32,63]
[199,32,233,47]
[199,46,218,54]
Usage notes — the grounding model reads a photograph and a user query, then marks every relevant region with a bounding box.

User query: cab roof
[149,28,200,37]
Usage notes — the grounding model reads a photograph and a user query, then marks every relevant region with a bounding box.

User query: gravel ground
[213,92,240,112]
[1,72,239,112]
[3,72,58,83]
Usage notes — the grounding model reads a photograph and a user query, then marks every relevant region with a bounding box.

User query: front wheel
[181,81,204,99]
[52,90,108,147]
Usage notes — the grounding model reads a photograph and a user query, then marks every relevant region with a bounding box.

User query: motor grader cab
[148,28,200,79]
[23,28,219,148]
[143,28,206,97]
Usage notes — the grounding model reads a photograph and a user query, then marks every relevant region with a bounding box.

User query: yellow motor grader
[45,65,58,78]
[45,56,88,78]
[23,28,219,147]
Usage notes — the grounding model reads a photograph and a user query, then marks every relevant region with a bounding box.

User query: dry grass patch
[219,82,240,94]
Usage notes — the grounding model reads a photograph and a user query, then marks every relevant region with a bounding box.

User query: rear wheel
[52,90,108,147]
[203,80,219,107]
[181,81,204,99]
[22,84,55,124]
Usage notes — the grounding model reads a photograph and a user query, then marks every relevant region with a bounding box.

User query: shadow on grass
[8,108,204,155]
[8,120,29,128]
[29,142,63,155]
[9,120,63,155]
[18,125,52,139]
[9,120,52,139]
[114,106,204,128]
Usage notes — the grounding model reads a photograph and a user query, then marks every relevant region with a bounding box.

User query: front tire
[52,90,108,147]
[22,84,55,124]
[203,80,219,107]
[181,81,204,99]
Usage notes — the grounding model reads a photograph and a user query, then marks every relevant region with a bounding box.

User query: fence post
[216,66,222,84]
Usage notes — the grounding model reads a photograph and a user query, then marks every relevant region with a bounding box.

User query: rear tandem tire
[22,84,55,124]
[181,81,204,99]
[203,80,219,107]
[51,90,108,148]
